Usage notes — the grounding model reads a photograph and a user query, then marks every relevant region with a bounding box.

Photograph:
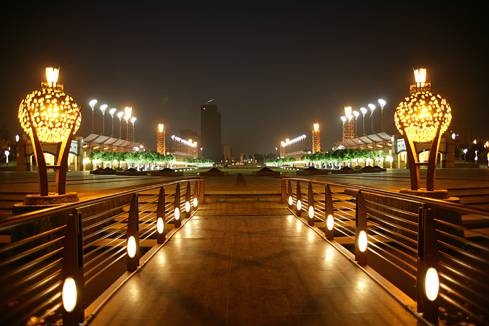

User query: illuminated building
[312,123,321,153]
[157,123,166,154]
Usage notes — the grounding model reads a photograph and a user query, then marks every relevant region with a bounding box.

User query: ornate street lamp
[395,67,452,197]
[18,67,81,199]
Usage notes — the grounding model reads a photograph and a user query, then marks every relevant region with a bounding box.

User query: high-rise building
[201,101,222,161]
[223,144,232,162]
[312,123,321,153]
[156,123,166,154]
[342,106,356,141]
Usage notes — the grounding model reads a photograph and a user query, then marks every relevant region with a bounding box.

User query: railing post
[324,184,334,240]
[62,211,84,326]
[307,182,314,226]
[174,183,181,228]
[185,181,191,218]
[287,180,293,208]
[280,178,287,203]
[156,186,166,244]
[296,181,302,217]
[355,190,367,266]
[198,177,205,204]
[127,194,140,272]
[417,205,439,324]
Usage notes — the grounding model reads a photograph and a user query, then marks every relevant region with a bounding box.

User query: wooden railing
[0,177,205,326]
[281,177,489,325]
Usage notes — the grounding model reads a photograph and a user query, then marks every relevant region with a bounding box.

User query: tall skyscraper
[342,106,356,141]
[312,123,321,153]
[156,123,166,154]
[201,101,222,161]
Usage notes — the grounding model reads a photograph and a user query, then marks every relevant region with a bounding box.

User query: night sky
[1,1,488,155]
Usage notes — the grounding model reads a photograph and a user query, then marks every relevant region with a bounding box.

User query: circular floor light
[185,201,191,213]
[288,195,293,206]
[157,217,164,234]
[358,230,368,253]
[297,200,302,211]
[193,197,198,208]
[308,206,314,219]
[62,277,77,313]
[326,214,334,231]
[127,236,137,258]
[425,267,440,301]
[174,207,180,220]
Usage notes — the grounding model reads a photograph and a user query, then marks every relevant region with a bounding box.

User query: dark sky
[1,1,488,154]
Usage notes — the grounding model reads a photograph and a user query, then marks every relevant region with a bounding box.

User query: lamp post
[130,116,137,142]
[18,67,81,198]
[117,111,124,139]
[109,108,117,137]
[353,110,360,137]
[378,98,386,132]
[89,99,97,133]
[394,67,452,195]
[340,115,347,142]
[99,104,108,135]
[368,103,376,134]
[124,106,132,141]
[360,107,367,135]
[4,149,10,165]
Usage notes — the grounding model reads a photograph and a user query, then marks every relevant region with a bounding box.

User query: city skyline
[1,2,487,154]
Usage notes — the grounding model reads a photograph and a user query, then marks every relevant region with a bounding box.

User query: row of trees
[266,149,385,165]
[88,150,176,164]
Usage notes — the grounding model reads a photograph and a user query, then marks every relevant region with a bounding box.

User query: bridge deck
[90,202,418,325]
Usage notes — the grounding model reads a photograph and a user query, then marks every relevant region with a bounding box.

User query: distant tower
[312,123,321,153]
[201,100,222,161]
[342,106,356,141]
[223,144,232,162]
[156,123,166,154]
[279,140,286,157]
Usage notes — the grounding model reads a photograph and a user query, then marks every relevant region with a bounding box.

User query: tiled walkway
[90,202,418,325]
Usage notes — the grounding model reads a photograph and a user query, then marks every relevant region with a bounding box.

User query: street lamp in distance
[89,99,97,133]
[368,103,376,133]
[377,98,386,132]
[360,107,367,135]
